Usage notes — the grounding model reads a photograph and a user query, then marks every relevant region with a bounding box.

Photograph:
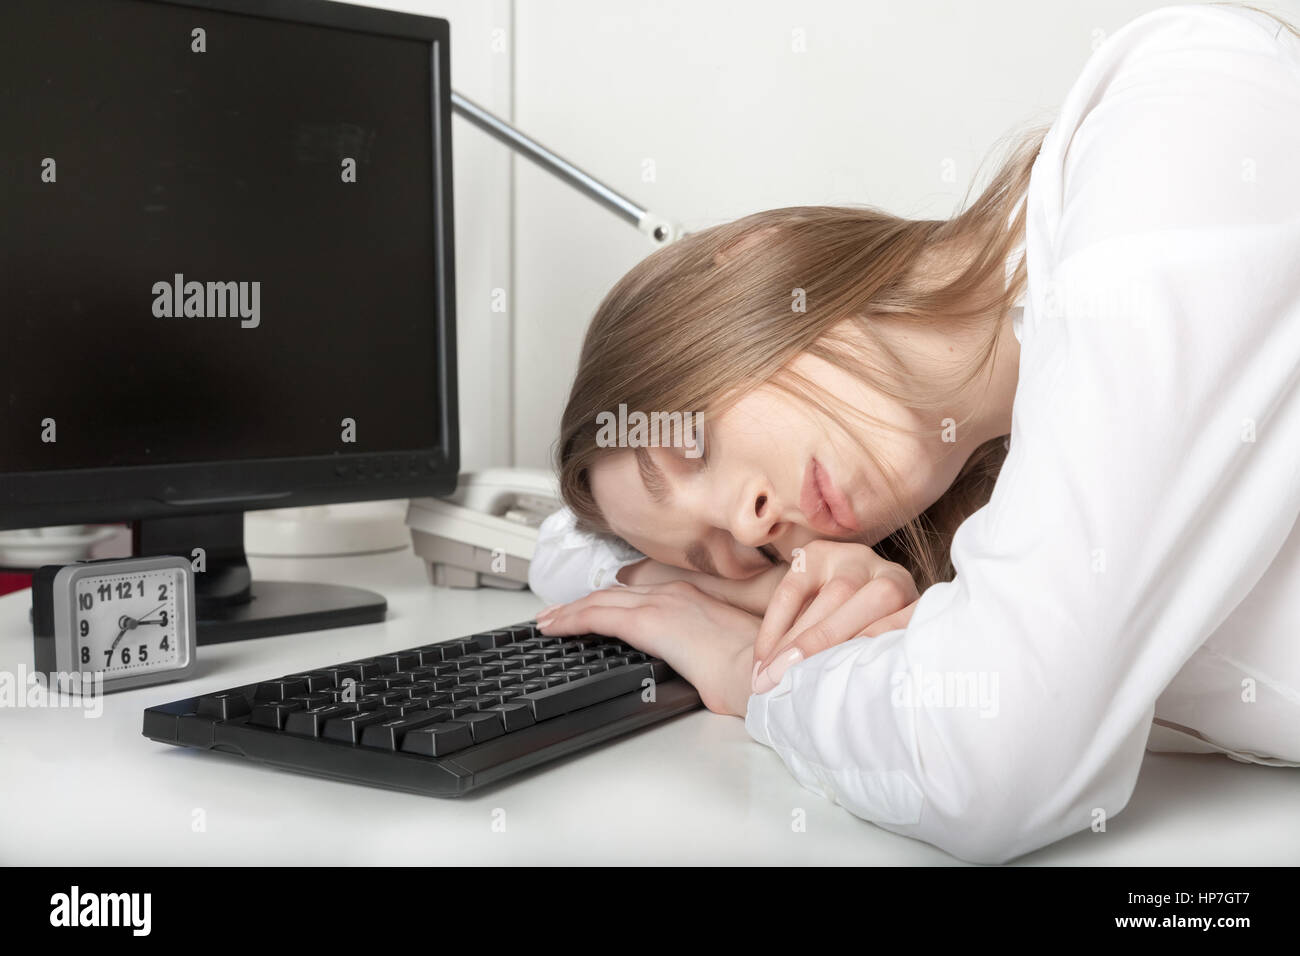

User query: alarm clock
[32,555,198,693]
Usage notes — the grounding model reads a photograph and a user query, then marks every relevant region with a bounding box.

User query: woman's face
[587,342,998,580]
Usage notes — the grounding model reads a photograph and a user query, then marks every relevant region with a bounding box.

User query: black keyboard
[141,621,702,796]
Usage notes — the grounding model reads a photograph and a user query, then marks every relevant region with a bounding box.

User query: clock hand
[103,604,165,663]
[133,604,166,625]
[105,616,133,663]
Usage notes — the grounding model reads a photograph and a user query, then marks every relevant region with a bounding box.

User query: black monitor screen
[0,0,442,473]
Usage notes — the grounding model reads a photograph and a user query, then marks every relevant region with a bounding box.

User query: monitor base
[133,511,387,644]
[196,580,387,645]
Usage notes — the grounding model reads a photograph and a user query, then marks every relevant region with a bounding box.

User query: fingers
[536,587,643,628]
[861,597,920,637]
[754,569,819,663]
[752,575,916,694]
[783,574,910,659]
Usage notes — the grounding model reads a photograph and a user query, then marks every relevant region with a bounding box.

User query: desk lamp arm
[451,91,684,246]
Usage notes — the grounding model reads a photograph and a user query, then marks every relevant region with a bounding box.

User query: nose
[730,478,781,549]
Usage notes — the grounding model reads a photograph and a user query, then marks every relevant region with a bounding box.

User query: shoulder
[1032,3,1300,269]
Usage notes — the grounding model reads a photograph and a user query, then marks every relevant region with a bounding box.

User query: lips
[800,458,860,535]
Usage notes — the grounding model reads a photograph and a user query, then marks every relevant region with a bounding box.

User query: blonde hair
[554,2,1298,593]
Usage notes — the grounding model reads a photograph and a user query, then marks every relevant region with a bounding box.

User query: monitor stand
[133,512,387,645]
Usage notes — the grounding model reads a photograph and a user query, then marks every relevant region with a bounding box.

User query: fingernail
[754,648,803,694]
[536,614,555,629]
[750,659,765,694]
[536,604,562,619]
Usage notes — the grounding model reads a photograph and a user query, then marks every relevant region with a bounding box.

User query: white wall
[508,0,1300,468]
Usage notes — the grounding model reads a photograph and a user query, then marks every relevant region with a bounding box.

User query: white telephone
[406,468,561,590]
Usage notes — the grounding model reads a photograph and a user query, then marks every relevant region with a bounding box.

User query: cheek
[714,389,814,459]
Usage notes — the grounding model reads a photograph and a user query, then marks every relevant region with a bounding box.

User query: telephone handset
[406,468,561,590]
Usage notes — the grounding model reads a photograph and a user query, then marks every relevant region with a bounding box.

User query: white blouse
[746,2,1300,863]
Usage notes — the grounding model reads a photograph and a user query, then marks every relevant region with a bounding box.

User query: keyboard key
[344,660,388,680]
[476,630,514,648]
[360,709,452,750]
[392,697,432,715]
[249,700,304,729]
[289,693,331,709]
[317,665,362,687]
[376,652,418,672]
[285,704,359,737]
[412,645,450,665]
[324,711,392,744]
[458,711,505,742]
[518,663,653,721]
[197,692,250,720]
[649,660,677,682]
[292,672,338,693]
[401,721,474,756]
[255,678,306,700]
[487,701,536,732]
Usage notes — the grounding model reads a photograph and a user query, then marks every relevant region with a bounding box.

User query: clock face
[72,567,188,676]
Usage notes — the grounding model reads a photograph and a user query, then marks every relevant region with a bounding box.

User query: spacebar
[518,664,655,721]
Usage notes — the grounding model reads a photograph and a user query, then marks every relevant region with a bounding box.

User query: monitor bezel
[0,0,459,530]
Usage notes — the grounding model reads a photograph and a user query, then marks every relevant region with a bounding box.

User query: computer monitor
[0,0,459,642]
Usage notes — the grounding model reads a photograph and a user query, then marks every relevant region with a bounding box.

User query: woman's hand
[618,557,788,617]
[535,580,760,716]
[752,540,920,694]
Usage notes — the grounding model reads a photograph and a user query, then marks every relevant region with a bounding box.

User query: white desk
[2,544,1297,865]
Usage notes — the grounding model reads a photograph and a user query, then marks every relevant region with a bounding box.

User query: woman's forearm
[617,557,786,616]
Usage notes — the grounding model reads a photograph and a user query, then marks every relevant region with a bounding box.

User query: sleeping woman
[526,2,1300,862]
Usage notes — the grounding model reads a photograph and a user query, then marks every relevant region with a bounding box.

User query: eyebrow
[684,541,718,576]
[634,446,670,504]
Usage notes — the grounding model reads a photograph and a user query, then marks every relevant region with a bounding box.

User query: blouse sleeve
[527,506,645,605]
[744,4,1300,863]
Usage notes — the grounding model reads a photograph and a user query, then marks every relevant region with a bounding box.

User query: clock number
[160,610,169,626]
[81,647,89,664]
[103,649,113,665]
[79,619,89,637]
[158,583,169,601]
[78,593,93,611]
[97,583,111,601]
[121,647,131,665]
[116,581,131,600]
[138,644,148,662]
[160,635,170,652]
